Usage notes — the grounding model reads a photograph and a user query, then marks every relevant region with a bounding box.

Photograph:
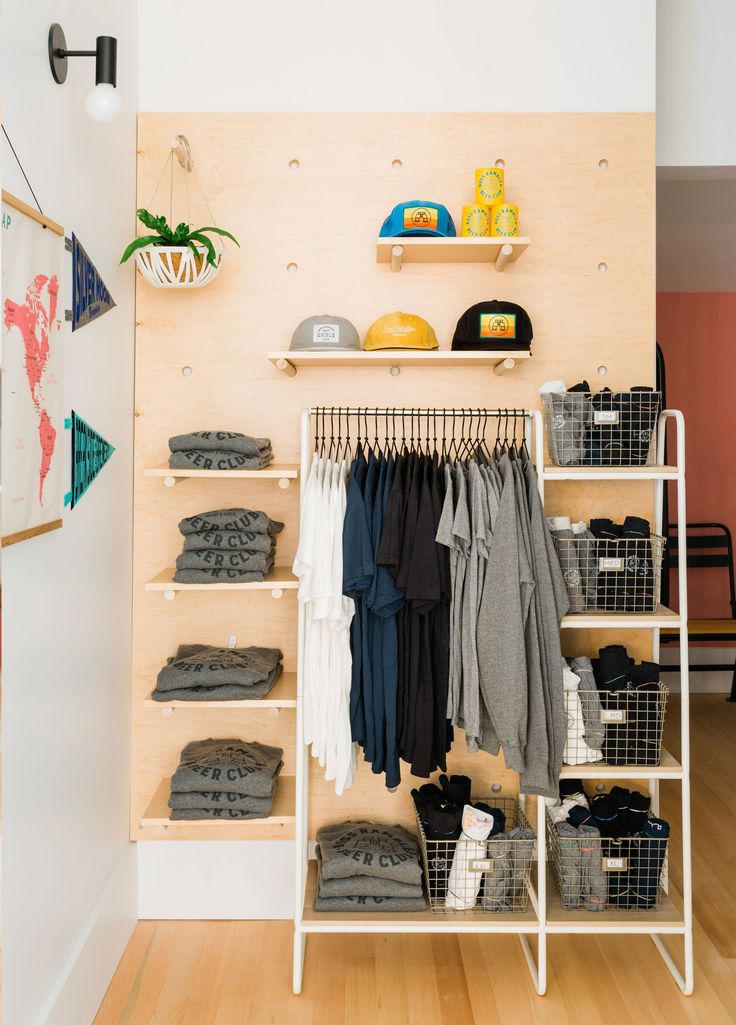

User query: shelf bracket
[278,477,291,490]
[271,587,284,599]
[164,589,176,601]
[390,245,404,272]
[163,475,179,488]
[275,357,297,377]
[493,357,516,377]
[494,242,514,272]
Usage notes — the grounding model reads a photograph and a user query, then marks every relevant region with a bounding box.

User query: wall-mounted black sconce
[48,23,121,122]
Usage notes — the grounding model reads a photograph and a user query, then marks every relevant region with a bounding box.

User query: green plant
[120,208,240,267]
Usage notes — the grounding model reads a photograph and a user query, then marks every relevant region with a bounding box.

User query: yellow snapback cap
[363,311,438,351]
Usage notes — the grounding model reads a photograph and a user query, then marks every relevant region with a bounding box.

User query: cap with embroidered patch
[363,311,438,351]
[379,201,456,238]
[290,314,361,352]
[451,300,533,352]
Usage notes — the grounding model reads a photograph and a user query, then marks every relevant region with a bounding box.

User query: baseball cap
[451,300,533,352]
[363,312,438,351]
[290,314,361,352]
[379,201,456,238]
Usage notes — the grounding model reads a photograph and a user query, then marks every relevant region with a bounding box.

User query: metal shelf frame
[291,407,693,997]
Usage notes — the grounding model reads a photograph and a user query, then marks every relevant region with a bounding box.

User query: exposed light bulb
[85,83,121,122]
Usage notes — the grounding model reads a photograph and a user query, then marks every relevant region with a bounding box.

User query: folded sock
[439,774,472,806]
[567,804,594,828]
[590,794,620,837]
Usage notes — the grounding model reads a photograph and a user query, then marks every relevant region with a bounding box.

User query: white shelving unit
[291,407,693,997]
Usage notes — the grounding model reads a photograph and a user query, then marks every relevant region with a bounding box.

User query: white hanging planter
[134,244,222,289]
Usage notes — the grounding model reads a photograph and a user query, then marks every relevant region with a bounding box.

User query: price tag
[594,410,619,425]
[470,859,492,872]
[602,857,628,872]
[600,708,627,724]
[599,557,623,571]
[228,635,237,649]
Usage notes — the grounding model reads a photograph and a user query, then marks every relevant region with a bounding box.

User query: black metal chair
[660,522,736,700]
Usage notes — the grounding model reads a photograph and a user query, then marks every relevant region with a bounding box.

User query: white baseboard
[660,645,735,693]
[138,841,295,919]
[37,846,137,1025]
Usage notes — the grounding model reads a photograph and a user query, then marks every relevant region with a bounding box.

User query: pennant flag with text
[64,410,115,508]
[71,233,115,331]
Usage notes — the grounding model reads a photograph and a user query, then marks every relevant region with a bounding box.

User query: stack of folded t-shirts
[168,430,273,471]
[591,644,662,764]
[412,774,535,911]
[313,821,426,912]
[168,738,283,820]
[550,779,669,910]
[173,507,284,584]
[548,515,656,613]
[540,381,660,466]
[151,645,283,702]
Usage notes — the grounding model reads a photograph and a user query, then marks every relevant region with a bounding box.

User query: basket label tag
[600,708,627,723]
[594,409,619,424]
[599,557,623,571]
[602,857,628,872]
[470,859,492,872]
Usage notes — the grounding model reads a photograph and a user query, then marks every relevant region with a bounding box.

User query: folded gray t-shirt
[170,806,272,821]
[313,893,426,912]
[169,431,271,456]
[178,508,284,536]
[316,848,424,898]
[173,565,273,584]
[169,789,273,813]
[171,738,283,797]
[317,822,422,885]
[175,549,274,573]
[156,645,282,692]
[182,531,275,554]
[169,450,272,471]
[152,662,283,702]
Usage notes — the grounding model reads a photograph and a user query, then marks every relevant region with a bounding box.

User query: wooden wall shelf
[267,350,529,378]
[139,775,296,840]
[144,464,298,488]
[145,567,298,599]
[376,236,530,272]
[143,672,297,709]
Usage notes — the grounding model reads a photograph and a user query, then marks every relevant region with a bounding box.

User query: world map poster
[2,197,65,546]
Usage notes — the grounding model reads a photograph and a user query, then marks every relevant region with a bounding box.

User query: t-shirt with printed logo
[316,821,422,884]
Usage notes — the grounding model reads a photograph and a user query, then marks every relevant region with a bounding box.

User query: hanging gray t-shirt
[168,431,271,456]
[170,739,283,796]
[317,822,422,885]
[178,508,284,536]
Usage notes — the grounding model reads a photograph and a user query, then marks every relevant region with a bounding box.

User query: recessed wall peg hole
[289,159,300,170]
[181,365,193,377]
[491,782,502,793]
[392,159,403,169]
[495,158,505,168]
[598,365,608,377]
[599,158,609,169]
[389,366,401,377]
[287,262,298,273]
[598,262,608,273]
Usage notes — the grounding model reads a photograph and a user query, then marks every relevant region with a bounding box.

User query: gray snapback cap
[289,314,361,352]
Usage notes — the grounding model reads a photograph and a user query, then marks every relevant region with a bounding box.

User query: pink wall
[657,292,736,618]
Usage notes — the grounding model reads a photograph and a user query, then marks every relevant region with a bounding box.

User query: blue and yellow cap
[379,201,456,238]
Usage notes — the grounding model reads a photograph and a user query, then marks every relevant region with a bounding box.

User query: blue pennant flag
[72,233,116,331]
[64,411,115,508]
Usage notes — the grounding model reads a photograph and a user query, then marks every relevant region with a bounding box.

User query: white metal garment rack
[291,406,693,997]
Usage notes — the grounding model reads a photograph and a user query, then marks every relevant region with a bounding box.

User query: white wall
[139,0,655,112]
[1,3,138,1023]
[657,0,736,166]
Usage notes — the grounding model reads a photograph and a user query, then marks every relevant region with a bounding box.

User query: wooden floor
[95,695,736,1025]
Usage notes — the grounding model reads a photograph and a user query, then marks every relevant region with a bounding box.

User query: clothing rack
[292,406,692,999]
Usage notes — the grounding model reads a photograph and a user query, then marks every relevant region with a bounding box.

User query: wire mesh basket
[552,535,665,613]
[564,685,668,766]
[415,796,535,914]
[542,391,662,467]
[547,810,669,911]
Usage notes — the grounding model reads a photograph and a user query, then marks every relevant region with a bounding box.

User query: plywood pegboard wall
[133,113,655,840]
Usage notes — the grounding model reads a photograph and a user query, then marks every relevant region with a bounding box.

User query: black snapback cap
[451,300,533,352]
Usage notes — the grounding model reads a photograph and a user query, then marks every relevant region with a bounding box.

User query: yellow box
[475,167,505,205]
[490,203,519,237]
[460,204,490,237]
